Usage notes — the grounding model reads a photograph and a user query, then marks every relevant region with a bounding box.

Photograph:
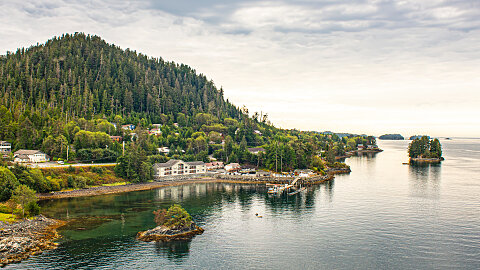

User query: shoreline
[37,173,340,201]
[0,215,66,267]
[410,157,444,164]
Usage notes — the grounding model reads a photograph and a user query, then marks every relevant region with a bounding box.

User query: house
[357,144,365,150]
[121,124,136,130]
[206,161,224,171]
[367,144,378,150]
[152,124,162,129]
[149,128,162,136]
[225,163,241,172]
[110,136,122,142]
[157,147,170,154]
[153,159,206,177]
[0,141,11,154]
[254,130,262,136]
[247,147,266,155]
[14,150,49,163]
[294,169,314,177]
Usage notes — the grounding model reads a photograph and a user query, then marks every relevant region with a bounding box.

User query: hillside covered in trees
[0,33,374,188]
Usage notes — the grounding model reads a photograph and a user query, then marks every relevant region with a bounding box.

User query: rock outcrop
[137,223,204,242]
[0,215,65,267]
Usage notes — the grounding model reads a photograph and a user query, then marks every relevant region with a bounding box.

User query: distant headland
[379,134,404,140]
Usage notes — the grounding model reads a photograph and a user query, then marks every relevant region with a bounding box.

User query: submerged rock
[137,223,204,242]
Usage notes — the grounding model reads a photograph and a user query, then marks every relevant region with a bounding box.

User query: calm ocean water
[8,139,480,269]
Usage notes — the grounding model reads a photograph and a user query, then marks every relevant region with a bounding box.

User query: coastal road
[25,162,117,168]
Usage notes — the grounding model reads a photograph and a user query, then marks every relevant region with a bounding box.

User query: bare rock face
[0,215,65,267]
[137,223,204,242]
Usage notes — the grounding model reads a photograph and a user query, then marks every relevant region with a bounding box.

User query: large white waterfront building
[153,159,206,178]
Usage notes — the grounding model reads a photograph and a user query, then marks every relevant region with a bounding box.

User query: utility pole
[66,145,69,161]
[122,141,125,156]
[275,140,278,172]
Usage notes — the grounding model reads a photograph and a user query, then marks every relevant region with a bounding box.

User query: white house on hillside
[153,159,206,178]
[14,150,49,163]
[0,141,11,154]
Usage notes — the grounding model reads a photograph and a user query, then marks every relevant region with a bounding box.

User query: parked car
[57,160,64,165]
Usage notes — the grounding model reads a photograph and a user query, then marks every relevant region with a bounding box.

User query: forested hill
[0,33,240,124]
[0,33,370,184]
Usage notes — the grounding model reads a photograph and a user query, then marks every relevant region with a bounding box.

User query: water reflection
[408,163,442,198]
[34,182,330,266]
[155,240,191,261]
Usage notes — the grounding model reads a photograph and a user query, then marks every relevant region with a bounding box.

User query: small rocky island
[137,204,204,242]
[0,215,65,267]
[408,136,444,163]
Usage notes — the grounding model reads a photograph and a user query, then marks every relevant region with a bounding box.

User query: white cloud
[0,0,479,137]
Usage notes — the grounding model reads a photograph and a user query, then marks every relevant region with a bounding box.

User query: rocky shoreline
[137,223,204,242]
[410,157,444,164]
[0,215,66,267]
[37,174,342,201]
[37,178,220,200]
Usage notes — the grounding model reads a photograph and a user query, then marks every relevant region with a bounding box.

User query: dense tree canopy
[408,136,442,159]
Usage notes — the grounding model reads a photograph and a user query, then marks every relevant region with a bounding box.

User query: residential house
[0,141,11,154]
[157,147,170,154]
[14,150,49,163]
[357,144,365,150]
[149,128,162,136]
[225,163,241,172]
[254,130,262,136]
[110,136,122,142]
[153,159,206,178]
[205,161,224,171]
[121,124,136,130]
[294,169,314,177]
[247,147,266,155]
[367,144,378,150]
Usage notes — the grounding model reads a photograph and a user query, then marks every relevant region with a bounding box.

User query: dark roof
[154,159,180,168]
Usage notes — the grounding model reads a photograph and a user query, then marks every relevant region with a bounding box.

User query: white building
[0,141,11,154]
[157,147,170,154]
[205,161,224,171]
[153,159,206,178]
[225,163,241,172]
[14,150,49,163]
[247,147,266,155]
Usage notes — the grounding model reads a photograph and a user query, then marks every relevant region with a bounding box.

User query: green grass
[101,181,128,187]
[0,213,17,223]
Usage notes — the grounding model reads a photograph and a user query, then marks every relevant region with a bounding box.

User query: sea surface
[8,139,480,269]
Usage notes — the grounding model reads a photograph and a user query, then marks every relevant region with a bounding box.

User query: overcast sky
[1,0,479,137]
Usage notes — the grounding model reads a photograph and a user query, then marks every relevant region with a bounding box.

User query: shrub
[91,166,105,174]
[26,201,40,216]
[46,176,62,191]
[154,204,193,230]
[66,166,76,173]
[0,204,9,213]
